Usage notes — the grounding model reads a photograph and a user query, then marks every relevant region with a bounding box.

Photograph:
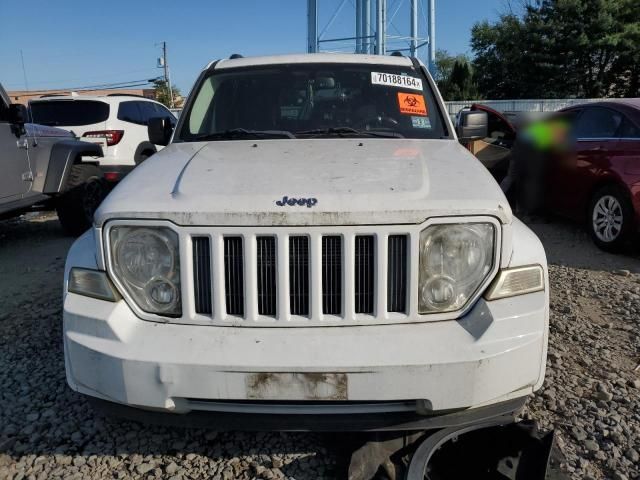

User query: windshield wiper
[296,127,404,138]
[194,128,295,141]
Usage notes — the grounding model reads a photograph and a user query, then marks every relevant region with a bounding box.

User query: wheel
[56,164,106,236]
[588,185,635,252]
[136,150,154,164]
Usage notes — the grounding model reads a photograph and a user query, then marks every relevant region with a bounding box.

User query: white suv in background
[30,94,176,182]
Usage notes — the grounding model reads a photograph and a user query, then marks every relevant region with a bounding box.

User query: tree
[434,50,481,100]
[152,79,183,108]
[470,0,640,99]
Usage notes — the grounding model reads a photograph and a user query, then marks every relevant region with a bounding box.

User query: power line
[11,80,159,98]
[20,50,29,91]
[4,68,158,90]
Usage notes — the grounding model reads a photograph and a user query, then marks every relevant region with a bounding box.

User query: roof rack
[229,53,244,59]
[106,93,149,98]
[38,94,68,98]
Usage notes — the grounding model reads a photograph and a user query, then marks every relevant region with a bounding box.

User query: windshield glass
[30,100,109,126]
[179,62,448,141]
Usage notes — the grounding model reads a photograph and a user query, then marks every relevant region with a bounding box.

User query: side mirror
[8,104,28,125]
[456,110,488,142]
[148,116,174,146]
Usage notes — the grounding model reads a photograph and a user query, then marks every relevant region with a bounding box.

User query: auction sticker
[371,72,423,91]
[398,92,427,116]
[412,116,431,129]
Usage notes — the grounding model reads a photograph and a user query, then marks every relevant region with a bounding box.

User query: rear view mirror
[8,104,28,125]
[148,116,174,146]
[456,110,488,142]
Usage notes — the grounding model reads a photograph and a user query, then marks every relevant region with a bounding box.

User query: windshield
[179,62,448,141]
[30,100,109,126]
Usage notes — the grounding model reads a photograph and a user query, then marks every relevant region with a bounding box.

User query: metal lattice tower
[307,0,436,73]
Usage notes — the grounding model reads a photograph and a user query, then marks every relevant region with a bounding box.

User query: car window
[117,101,144,125]
[574,107,623,139]
[30,100,109,126]
[180,63,448,141]
[136,102,159,125]
[153,103,177,126]
[618,117,640,139]
[480,108,515,146]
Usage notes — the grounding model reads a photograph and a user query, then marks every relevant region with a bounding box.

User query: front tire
[588,185,634,252]
[56,164,106,236]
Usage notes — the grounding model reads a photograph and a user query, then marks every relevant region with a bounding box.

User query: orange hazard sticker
[398,92,427,116]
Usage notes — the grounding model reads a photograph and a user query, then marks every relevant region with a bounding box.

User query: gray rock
[584,440,600,452]
[594,390,613,401]
[165,462,178,475]
[624,448,639,463]
[612,473,629,480]
[571,427,588,442]
[136,463,155,475]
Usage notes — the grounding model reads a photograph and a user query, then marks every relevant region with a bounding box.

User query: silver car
[1,83,105,234]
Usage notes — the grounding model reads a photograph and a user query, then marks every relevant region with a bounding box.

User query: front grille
[192,237,212,315]
[289,236,310,316]
[190,231,411,323]
[355,236,375,314]
[322,236,342,315]
[224,237,244,316]
[387,235,408,313]
[257,236,277,316]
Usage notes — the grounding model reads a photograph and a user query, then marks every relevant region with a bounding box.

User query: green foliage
[470,0,640,99]
[434,50,481,100]
[152,79,182,108]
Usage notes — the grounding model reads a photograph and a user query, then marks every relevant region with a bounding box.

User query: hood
[95,139,512,227]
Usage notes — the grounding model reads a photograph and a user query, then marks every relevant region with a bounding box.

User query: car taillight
[83,130,124,146]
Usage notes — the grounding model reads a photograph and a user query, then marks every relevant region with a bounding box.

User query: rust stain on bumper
[246,372,348,400]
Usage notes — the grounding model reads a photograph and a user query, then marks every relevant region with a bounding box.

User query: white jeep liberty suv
[63,53,549,431]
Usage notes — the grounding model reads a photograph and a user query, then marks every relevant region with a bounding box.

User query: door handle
[16,138,29,149]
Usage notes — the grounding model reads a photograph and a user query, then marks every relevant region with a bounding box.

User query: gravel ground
[1,213,639,480]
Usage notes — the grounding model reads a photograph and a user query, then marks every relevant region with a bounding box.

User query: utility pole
[428,0,436,75]
[161,41,174,108]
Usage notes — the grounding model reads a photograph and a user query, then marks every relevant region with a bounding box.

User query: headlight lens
[419,223,495,313]
[110,226,181,316]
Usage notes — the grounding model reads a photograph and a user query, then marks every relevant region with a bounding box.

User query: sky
[0,0,505,95]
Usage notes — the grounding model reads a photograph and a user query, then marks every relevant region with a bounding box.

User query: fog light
[146,277,178,308]
[421,276,456,309]
[68,268,120,302]
[485,265,544,300]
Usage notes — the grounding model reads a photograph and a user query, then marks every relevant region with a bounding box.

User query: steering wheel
[355,115,399,129]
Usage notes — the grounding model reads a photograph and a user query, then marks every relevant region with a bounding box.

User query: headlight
[419,223,495,313]
[110,226,181,316]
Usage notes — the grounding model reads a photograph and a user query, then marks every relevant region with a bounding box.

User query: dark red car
[464,101,640,251]
[548,100,640,251]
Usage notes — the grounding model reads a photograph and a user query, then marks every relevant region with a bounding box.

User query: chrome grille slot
[224,237,244,316]
[322,236,342,315]
[289,236,310,316]
[355,235,375,314]
[192,237,212,315]
[257,236,277,316]
[387,235,408,313]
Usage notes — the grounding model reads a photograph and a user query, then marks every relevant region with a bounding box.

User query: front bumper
[63,286,547,421]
